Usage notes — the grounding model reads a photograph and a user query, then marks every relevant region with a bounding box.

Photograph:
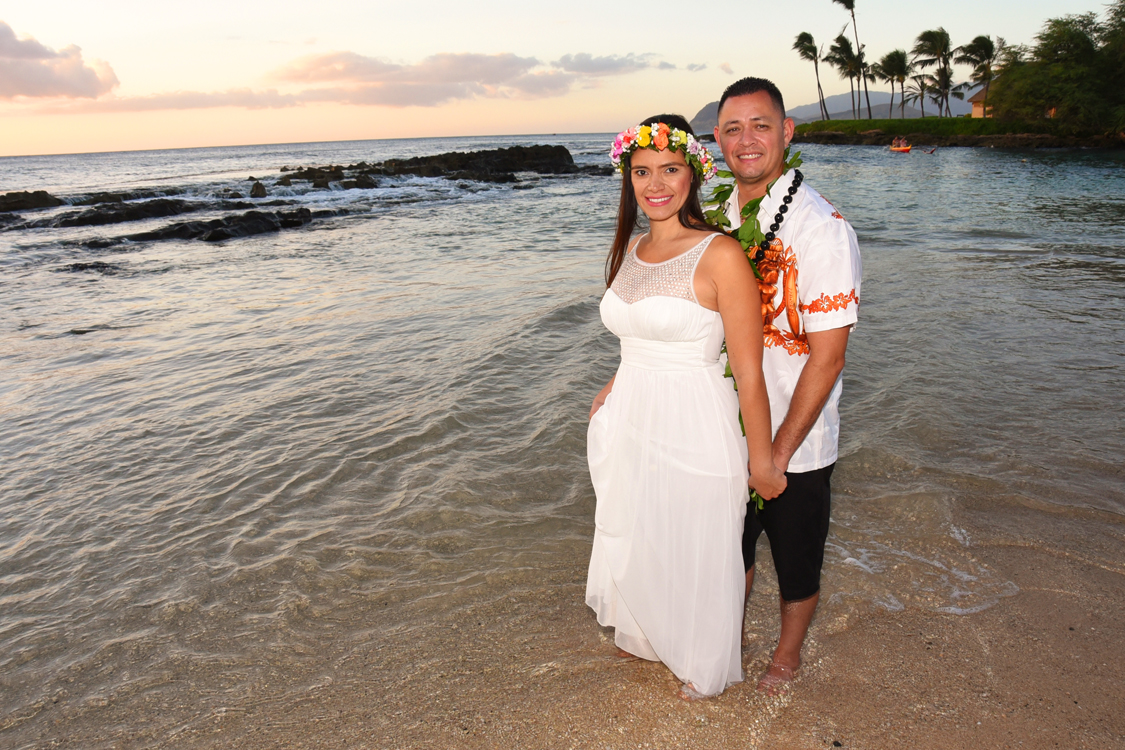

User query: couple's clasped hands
[748,454,787,501]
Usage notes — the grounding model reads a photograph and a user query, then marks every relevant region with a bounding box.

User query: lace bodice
[610,234,720,305]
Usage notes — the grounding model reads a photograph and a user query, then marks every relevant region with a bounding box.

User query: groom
[713,77,861,692]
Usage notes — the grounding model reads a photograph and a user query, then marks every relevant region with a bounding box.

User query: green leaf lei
[701,147,804,277]
[703,148,804,512]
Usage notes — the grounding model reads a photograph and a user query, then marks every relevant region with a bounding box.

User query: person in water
[714,77,862,694]
[585,114,786,698]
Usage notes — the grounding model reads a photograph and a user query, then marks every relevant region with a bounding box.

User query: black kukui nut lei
[751,169,805,260]
[754,170,802,257]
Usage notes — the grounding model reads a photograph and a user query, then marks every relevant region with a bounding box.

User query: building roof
[968,88,989,103]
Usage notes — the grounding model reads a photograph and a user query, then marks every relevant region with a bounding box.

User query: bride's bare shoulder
[703,233,749,263]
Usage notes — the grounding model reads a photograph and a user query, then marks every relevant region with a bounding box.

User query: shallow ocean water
[1,135,1122,742]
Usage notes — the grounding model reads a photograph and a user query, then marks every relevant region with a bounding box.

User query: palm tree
[824,34,861,119]
[877,49,913,118]
[927,65,960,116]
[793,32,830,120]
[955,35,998,111]
[871,58,895,119]
[831,0,873,118]
[903,74,932,118]
[913,28,955,117]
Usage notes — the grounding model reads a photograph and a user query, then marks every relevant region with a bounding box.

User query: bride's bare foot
[678,682,709,701]
[757,660,798,695]
[616,647,639,659]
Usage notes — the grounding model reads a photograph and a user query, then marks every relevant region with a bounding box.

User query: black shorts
[742,463,834,602]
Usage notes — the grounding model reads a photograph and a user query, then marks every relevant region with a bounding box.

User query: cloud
[0,22,118,99]
[552,53,654,76]
[686,63,707,72]
[268,51,562,106]
[70,89,302,113]
[24,45,667,114]
[720,62,734,75]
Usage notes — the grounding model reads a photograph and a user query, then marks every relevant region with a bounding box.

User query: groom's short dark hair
[718,77,786,118]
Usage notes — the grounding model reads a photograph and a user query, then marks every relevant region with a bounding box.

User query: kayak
[890,146,912,153]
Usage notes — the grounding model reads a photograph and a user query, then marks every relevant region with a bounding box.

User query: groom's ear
[783,118,795,148]
[713,124,720,143]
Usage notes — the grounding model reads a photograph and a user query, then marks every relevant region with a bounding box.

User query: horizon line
[0,131,620,161]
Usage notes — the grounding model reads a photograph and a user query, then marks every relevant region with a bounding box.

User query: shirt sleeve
[795,208,862,334]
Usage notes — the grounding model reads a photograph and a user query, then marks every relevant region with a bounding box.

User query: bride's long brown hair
[605,113,719,287]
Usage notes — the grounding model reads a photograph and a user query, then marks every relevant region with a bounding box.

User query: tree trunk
[899,81,905,119]
[849,77,856,119]
[814,60,829,120]
[888,86,895,122]
[851,10,873,119]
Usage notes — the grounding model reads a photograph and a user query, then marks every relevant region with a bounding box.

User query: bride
[585,114,786,698]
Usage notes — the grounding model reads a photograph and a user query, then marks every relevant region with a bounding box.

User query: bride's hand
[589,393,607,420]
[748,463,787,501]
[589,377,615,421]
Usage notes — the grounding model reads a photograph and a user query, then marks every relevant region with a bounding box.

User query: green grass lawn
[794,118,1060,136]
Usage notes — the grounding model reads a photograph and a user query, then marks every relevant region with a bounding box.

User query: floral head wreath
[610,122,718,182]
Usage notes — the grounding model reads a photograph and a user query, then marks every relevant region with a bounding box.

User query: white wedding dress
[586,232,748,697]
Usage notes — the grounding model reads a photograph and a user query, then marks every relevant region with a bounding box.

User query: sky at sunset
[0,0,1108,156]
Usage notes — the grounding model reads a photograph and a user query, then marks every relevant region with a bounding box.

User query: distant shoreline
[792,118,1125,149]
[793,130,1125,148]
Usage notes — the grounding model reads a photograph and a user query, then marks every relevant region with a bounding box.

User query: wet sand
[54,493,1112,750]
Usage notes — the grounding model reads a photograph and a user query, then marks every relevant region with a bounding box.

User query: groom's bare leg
[758,591,819,694]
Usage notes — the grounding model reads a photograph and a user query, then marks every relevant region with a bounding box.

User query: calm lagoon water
[1,135,1122,744]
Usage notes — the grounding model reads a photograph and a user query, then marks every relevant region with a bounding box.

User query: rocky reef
[1,144,611,249]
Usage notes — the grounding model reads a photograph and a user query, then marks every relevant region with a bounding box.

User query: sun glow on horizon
[0,0,1107,157]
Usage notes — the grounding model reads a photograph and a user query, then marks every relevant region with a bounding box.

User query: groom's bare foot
[757,659,798,695]
[616,647,639,659]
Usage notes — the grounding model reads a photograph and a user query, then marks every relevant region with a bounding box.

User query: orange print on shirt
[822,197,845,220]
[756,238,809,356]
[799,289,859,314]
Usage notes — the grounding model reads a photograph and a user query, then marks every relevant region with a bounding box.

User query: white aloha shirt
[723,171,862,473]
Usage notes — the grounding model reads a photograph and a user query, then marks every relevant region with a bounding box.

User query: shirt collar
[723,170,803,230]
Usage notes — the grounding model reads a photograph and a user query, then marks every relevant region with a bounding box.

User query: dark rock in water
[269,145,604,190]
[57,261,124,275]
[38,198,204,229]
[1,190,63,212]
[250,181,267,198]
[277,176,292,187]
[200,211,281,241]
[117,207,314,245]
[280,165,292,172]
[74,188,185,206]
[578,164,615,176]
[228,191,243,199]
[247,176,257,181]
[288,165,345,182]
[375,145,578,181]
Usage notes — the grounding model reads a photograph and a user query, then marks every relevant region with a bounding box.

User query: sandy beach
[35,493,1112,750]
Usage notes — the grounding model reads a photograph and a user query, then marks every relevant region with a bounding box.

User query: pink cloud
[0,22,118,99]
